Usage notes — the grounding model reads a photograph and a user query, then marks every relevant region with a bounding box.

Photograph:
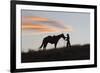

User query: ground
[21,44,90,63]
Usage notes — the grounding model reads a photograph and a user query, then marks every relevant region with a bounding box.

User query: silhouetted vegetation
[21,44,90,63]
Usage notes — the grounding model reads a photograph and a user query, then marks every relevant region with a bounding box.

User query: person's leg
[68,41,71,47]
[67,41,71,48]
[67,42,68,48]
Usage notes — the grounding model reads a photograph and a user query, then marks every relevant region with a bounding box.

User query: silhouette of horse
[39,33,66,51]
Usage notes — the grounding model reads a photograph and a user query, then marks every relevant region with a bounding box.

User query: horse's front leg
[54,43,57,49]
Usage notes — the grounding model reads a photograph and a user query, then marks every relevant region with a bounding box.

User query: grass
[21,44,90,63]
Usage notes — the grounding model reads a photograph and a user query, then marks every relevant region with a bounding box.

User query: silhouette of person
[65,34,71,48]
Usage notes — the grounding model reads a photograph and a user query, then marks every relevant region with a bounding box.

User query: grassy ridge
[21,44,90,63]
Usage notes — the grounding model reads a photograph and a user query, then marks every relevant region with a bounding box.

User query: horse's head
[60,33,66,40]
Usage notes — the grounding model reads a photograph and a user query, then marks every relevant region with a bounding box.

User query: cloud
[22,16,73,32]
[22,16,48,23]
[22,23,57,32]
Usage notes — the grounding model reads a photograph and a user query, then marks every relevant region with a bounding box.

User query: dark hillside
[21,44,90,63]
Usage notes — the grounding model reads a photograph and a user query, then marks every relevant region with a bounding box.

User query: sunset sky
[21,10,90,52]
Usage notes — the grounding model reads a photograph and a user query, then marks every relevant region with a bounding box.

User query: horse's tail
[39,43,43,49]
[39,40,44,49]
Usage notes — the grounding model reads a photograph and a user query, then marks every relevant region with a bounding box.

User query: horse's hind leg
[39,40,44,51]
[43,43,47,51]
